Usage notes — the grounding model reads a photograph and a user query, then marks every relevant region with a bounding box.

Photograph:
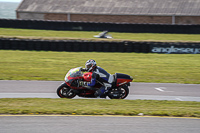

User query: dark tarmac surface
[0,81,200,133]
[0,115,199,133]
[0,80,199,101]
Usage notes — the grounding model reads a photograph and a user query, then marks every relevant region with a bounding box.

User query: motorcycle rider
[79,59,114,98]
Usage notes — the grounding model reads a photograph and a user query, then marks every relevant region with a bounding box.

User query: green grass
[0,50,200,84]
[0,28,200,42]
[0,98,199,117]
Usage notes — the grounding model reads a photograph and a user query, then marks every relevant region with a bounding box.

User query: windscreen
[65,67,82,82]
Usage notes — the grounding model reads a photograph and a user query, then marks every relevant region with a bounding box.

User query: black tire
[108,85,129,99]
[57,83,76,98]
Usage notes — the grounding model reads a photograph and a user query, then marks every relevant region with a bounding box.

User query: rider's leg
[94,86,105,97]
[94,83,111,97]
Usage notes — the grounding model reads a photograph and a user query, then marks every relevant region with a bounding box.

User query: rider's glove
[80,68,87,72]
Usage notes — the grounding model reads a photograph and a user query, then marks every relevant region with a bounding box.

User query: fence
[0,19,200,34]
[0,38,200,54]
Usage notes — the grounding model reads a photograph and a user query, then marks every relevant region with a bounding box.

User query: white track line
[155,88,165,92]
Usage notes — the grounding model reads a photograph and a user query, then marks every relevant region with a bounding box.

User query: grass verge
[0,98,199,117]
[0,50,200,84]
[0,28,200,42]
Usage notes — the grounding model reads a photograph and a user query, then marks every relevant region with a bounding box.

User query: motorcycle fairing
[114,73,133,87]
[83,72,92,82]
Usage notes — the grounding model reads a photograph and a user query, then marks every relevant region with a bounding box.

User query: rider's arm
[87,73,98,86]
[80,68,87,72]
[79,73,100,87]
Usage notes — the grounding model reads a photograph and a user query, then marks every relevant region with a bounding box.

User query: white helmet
[85,59,96,72]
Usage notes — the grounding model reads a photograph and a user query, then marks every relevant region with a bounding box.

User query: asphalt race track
[0,80,200,101]
[0,115,200,133]
[0,80,200,133]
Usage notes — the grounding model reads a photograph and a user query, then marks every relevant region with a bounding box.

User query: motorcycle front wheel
[108,85,129,99]
[57,83,76,98]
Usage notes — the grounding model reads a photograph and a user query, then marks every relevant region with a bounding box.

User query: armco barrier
[0,38,200,54]
[0,19,200,34]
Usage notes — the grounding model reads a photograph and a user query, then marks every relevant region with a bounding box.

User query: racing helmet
[85,59,96,72]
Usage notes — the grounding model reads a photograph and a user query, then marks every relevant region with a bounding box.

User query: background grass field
[0,50,199,84]
[1,28,200,42]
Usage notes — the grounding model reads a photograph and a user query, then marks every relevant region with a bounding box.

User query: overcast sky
[0,0,22,2]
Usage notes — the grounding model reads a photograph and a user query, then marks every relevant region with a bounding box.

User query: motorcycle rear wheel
[108,85,129,99]
[57,83,76,98]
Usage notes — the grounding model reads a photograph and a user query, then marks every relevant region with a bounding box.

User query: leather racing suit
[81,66,114,97]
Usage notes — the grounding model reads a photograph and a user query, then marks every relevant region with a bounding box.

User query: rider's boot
[94,86,110,98]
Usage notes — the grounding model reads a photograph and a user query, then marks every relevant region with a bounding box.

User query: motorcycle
[57,67,133,99]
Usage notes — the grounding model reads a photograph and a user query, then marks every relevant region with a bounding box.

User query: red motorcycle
[57,67,133,99]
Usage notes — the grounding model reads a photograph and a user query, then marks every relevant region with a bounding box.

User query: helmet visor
[85,64,92,70]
